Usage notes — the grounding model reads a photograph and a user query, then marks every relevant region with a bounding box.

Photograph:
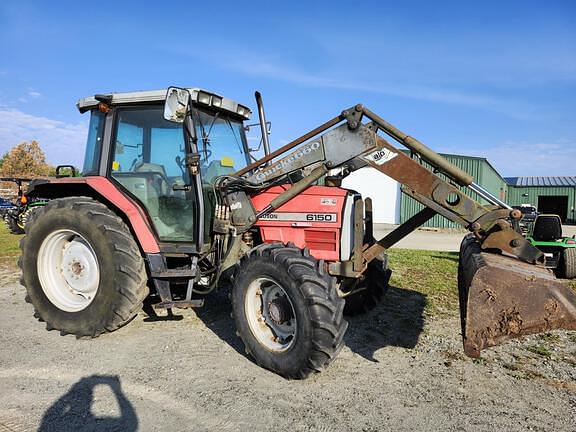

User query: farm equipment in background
[526,214,576,279]
[512,204,538,234]
[1,177,49,234]
[0,196,15,218]
[18,87,576,379]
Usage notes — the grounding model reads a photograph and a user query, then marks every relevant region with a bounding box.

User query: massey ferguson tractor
[19,87,576,379]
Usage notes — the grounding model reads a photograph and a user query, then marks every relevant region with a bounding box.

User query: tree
[0,152,8,170]
[0,141,53,177]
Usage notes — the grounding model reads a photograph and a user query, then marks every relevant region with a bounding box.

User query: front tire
[231,244,348,379]
[561,248,576,279]
[19,197,149,337]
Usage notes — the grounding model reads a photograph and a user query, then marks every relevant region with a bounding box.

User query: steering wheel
[147,172,171,196]
[201,148,212,163]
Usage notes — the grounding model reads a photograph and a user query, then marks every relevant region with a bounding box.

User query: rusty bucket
[458,234,576,357]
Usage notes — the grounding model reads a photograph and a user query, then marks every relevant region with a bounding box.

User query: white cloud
[438,139,576,177]
[28,90,41,98]
[223,57,538,120]
[0,108,87,167]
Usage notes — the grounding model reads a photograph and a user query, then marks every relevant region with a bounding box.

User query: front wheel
[561,248,576,279]
[19,197,149,337]
[231,244,348,379]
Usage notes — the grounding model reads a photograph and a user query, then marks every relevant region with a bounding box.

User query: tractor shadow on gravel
[344,285,426,362]
[192,285,426,364]
[194,289,248,357]
[38,375,138,432]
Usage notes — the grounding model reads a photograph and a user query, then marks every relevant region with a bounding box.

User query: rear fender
[28,176,160,253]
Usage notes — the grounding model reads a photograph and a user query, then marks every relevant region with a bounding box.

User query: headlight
[236,104,250,117]
[211,96,222,107]
[197,91,211,105]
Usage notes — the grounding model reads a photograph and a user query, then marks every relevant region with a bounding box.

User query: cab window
[110,105,196,243]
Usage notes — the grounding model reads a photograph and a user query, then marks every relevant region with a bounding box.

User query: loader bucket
[458,234,576,357]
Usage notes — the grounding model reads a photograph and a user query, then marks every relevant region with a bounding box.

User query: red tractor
[20,87,576,378]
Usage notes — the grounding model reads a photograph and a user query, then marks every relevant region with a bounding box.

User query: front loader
[19,87,576,379]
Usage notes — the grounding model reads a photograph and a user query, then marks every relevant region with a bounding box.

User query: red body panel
[252,185,348,261]
[45,177,160,253]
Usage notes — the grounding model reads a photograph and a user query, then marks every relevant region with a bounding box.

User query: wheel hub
[245,277,297,352]
[37,229,100,312]
[268,296,292,324]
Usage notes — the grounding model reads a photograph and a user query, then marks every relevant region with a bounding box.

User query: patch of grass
[387,249,459,316]
[502,362,520,371]
[526,344,552,358]
[0,223,21,257]
[539,332,560,343]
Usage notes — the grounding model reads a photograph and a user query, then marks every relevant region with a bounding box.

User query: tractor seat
[532,214,562,241]
[134,162,170,196]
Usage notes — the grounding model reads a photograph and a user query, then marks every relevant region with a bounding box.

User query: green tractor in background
[1,177,49,234]
[526,214,576,279]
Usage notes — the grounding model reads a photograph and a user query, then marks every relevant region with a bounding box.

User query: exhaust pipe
[255,91,271,157]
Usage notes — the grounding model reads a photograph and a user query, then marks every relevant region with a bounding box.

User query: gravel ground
[0,257,575,432]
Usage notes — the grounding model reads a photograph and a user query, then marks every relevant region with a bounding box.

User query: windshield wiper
[225,118,244,155]
[193,109,219,161]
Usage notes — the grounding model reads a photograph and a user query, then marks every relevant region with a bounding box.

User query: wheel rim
[245,277,297,352]
[37,229,100,312]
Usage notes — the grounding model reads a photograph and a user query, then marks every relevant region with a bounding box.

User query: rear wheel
[231,243,347,379]
[561,248,576,279]
[19,197,148,337]
[5,211,24,234]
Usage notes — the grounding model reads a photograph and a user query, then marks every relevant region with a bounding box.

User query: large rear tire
[561,248,576,279]
[19,197,149,337]
[231,243,348,379]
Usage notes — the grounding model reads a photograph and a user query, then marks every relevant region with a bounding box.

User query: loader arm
[231,104,543,270]
[224,104,576,358]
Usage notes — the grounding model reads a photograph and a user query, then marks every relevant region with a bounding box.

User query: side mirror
[55,165,78,178]
[164,87,190,123]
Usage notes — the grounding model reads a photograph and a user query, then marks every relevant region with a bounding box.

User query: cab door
[109,105,198,243]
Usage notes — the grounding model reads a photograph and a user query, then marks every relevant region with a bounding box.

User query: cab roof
[76,88,252,120]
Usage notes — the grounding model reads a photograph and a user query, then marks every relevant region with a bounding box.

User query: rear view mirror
[164,87,190,123]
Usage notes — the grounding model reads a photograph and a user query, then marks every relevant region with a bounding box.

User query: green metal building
[505,177,576,224]
[400,153,508,228]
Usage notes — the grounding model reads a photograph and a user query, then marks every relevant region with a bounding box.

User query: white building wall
[342,168,401,224]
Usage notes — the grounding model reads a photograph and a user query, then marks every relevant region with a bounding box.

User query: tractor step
[151,269,196,279]
[155,299,204,309]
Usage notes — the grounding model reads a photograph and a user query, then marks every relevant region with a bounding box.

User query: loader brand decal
[253,141,323,182]
[363,148,398,166]
[259,212,338,222]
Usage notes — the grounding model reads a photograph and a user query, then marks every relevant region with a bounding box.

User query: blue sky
[0,0,575,176]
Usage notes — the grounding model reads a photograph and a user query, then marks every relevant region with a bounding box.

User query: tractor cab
[78,88,252,247]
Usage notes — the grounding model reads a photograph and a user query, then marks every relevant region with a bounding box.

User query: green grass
[0,223,22,257]
[526,344,552,358]
[387,249,459,316]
